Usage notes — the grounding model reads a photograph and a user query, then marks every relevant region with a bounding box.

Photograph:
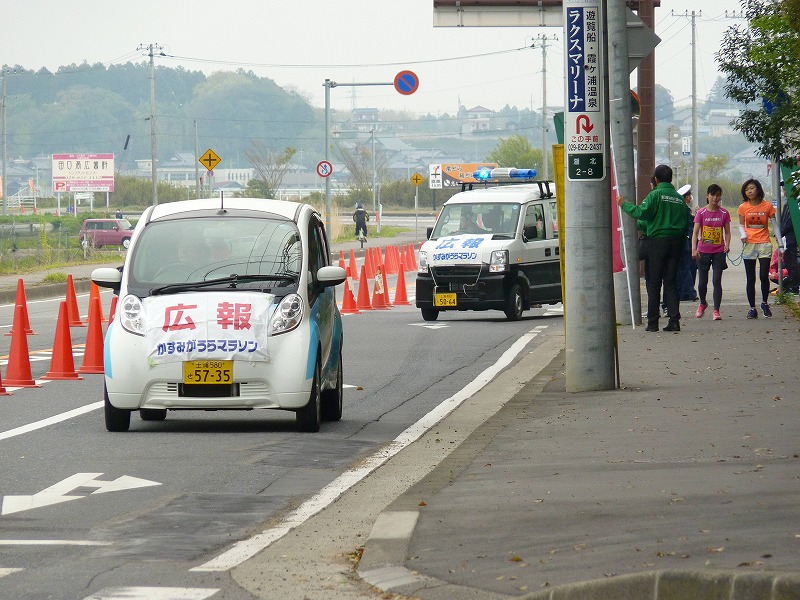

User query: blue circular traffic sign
[394,70,419,96]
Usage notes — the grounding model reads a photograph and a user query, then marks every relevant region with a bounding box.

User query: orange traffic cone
[365,246,376,279]
[90,282,107,322]
[338,250,347,277]
[384,246,398,275]
[381,266,393,308]
[78,296,104,374]
[5,279,34,336]
[355,265,373,311]
[4,304,40,387]
[65,274,84,327]
[393,260,411,306]
[0,370,10,395]
[43,301,83,380]
[348,249,358,281]
[371,267,390,309]
[108,295,118,322]
[340,279,360,315]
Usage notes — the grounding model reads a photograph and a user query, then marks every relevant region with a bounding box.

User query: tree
[717,0,800,158]
[485,134,542,170]
[699,155,730,180]
[333,141,390,202]
[244,142,297,198]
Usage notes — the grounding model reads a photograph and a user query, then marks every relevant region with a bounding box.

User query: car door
[306,215,335,373]
[520,202,561,303]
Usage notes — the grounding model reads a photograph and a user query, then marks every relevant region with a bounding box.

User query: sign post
[411,172,423,242]
[563,0,615,392]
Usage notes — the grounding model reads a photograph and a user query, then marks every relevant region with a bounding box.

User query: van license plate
[183,360,233,384]
[434,292,457,307]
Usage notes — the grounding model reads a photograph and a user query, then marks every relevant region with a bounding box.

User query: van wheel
[421,307,439,321]
[504,283,524,321]
[104,385,131,432]
[122,238,131,249]
[321,351,343,422]
[140,408,167,421]
[297,357,321,432]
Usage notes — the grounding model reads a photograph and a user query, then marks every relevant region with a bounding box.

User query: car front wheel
[105,385,131,432]
[122,237,131,249]
[321,351,343,422]
[504,283,524,321]
[296,357,321,432]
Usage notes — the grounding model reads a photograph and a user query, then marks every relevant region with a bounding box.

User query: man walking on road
[618,164,689,332]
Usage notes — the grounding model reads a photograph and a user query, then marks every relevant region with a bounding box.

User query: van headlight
[418,250,429,273]
[489,250,509,273]
[269,293,303,336]
[119,294,145,336]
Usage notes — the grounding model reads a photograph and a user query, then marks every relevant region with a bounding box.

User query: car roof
[144,198,308,222]
[444,183,555,205]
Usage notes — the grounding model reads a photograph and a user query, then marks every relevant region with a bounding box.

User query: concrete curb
[0,278,94,305]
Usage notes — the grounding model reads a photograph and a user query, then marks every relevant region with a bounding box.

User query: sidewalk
[358,262,800,599]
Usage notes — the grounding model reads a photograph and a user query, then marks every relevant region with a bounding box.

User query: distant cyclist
[353,203,369,242]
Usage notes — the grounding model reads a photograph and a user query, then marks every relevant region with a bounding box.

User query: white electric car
[92,197,346,433]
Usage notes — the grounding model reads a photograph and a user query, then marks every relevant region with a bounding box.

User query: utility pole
[670,11,701,205]
[531,34,558,181]
[1,68,7,216]
[139,43,162,206]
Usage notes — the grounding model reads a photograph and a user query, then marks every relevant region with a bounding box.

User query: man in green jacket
[618,164,689,332]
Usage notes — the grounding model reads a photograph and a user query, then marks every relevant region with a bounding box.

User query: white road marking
[0,567,23,577]
[409,322,449,329]
[82,588,219,600]
[193,325,549,572]
[0,402,102,442]
[0,540,110,546]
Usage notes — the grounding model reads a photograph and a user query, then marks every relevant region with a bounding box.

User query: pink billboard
[52,153,115,192]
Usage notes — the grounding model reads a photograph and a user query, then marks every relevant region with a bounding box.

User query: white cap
[677,184,692,196]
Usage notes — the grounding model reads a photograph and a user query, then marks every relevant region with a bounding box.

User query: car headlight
[119,294,145,336]
[418,250,429,273]
[489,250,509,273]
[269,293,303,336]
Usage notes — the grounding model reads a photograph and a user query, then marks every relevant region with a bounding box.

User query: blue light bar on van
[471,167,537,181]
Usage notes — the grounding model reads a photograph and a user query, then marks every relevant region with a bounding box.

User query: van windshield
[431,203,520,238]
[128,217,301,291]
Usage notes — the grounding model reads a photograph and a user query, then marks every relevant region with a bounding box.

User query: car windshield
[431,203,520,238]
[119,219,133,230]
[127,216,302,293]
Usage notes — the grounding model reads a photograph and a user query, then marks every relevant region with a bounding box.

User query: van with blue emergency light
[416,167,561,321]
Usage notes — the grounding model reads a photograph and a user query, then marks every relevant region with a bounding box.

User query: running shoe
[713,310,721,321]
[761,302,772,318]
[695,303,707,318]
[747,308,758,319]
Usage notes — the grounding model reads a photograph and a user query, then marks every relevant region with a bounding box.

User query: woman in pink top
[691,184,731,320]
[737,179,780,319]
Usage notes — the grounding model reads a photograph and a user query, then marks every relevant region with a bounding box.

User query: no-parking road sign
[394,70,419,95]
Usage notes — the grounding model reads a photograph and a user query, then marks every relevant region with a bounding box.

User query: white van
[416,180,561,321]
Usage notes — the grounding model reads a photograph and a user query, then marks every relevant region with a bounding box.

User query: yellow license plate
[434,292,457,307]
[183,360,233,384]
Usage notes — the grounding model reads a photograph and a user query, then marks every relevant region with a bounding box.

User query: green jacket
[621,182,688,238]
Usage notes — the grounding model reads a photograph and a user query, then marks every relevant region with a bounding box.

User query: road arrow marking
[1,473,162,516]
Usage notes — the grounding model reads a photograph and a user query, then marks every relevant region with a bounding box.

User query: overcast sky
[3,0,744,115]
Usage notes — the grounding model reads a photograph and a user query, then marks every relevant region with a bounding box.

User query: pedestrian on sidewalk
[779,192,799,294]
[676,184,698,302]
[691,183,731,321]
[737,178,781,318]
[618,164,688,332]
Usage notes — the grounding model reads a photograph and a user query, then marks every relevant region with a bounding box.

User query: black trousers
[646,236,684,325]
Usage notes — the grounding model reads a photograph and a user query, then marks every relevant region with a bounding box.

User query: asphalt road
[0,273,561,599]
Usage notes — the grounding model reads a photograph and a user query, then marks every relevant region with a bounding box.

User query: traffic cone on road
[338,250,347,277]
[371,267,390,310]
[348,249,358,281]
[43,301,83,381]
[340,279,360,315]
[5,279,34,336]
[4,304,40,387]
[365,247,376,280]
[108,295,118,322]
[78,296,104,374]
[65,274,84,327]
[90,282,107,322]
[355,265,373,311]
[393,260,411,306]
[0,370,10,395]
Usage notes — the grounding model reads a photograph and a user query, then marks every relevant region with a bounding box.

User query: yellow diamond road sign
[200,148,221,172]
[410,172,424,186]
